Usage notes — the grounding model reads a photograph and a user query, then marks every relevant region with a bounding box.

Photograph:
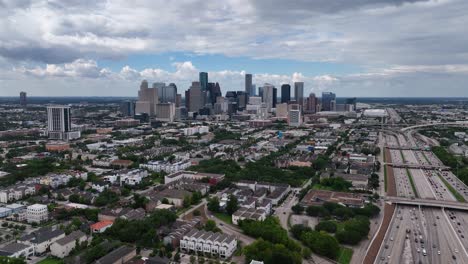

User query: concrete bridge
[385,196,468,211]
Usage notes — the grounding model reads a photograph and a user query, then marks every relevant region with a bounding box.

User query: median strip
[405,168,419,198]
[437,173,466,202]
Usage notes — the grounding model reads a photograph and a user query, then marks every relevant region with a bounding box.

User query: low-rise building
[26,204,48,223]
[0,243,35,258]
[300,189,365,208]
[232,207,267,225]
[90,220,114,233]
[19,227,65,255]
[50,230,87,258]
[95,246,136,264]
[180,230,237,259]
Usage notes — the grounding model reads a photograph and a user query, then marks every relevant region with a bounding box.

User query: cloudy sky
[1,0,468,97]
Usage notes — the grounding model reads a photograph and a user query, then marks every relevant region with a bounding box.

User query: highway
[376,130,468,263]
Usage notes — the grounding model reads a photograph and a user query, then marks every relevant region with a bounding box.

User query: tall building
[306,93,318,114]
[47,105,80,140]
[176,94,182,107]
[281,84,291,103]
[155,103,176,122]
[19,91,27,106]
[237,91,248,110]
[245,74,253,96]
[251,84,256,97]
[199,72,208,91]
[188,82,203,113]
[261,83,275,112]
[294,82,304,106]
[159,83,177,103]
[120,101,135,117]
[288,108,302,127]
[322,92,336,111]
[273,87,277,108]
[276,103,288,118]
[136,80,159,116]
[258,86,264,100]
[206,82,222,106]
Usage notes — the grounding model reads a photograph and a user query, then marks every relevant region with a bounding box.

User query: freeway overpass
[401,121,468,132]
[385,196,468,211]
[387,163,451,171]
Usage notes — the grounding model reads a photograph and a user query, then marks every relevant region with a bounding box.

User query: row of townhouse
[180,229,237,259]
[0,229,87,259]
[0,184,37,203]
[103,169,149,186]
[140,159,192,174]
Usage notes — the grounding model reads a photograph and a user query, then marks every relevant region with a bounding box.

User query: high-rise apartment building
[20,91,27,106]
[294,82,304,106]
[322,92,336,111]
[281,84,291,103]
[47,105,80,140]
[136,80,159,116]
[199,72,208,91]
[245,74,253,96]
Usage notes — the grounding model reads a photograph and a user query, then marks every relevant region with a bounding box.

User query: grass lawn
[38,257,64,264]
[213,212,233,224]
[337,247,353,264]
[437,173,466,202]
[405,168,419,198]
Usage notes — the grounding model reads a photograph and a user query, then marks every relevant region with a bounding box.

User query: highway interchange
[377,131,468,264]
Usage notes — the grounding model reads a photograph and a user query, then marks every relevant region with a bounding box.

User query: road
[376,130,468,263]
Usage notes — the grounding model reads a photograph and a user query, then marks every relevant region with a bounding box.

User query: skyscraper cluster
[126,71,356,125]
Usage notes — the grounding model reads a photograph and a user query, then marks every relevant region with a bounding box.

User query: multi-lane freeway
[376,131,468,263]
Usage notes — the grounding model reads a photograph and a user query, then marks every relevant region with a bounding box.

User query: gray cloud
[0,0,468,96]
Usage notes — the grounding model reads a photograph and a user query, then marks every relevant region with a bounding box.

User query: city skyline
[2,0,468,97]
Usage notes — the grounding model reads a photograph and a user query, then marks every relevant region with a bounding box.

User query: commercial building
[119,100,135,117]
[321,92,336,111]
[158,83,177,103]
[20,91,27,106]
[245,73,253,96]
[306,93,318,113]
[294,82,304,106]
[281,84,291,103]
[26,204,48,223]
[199,72,208,91]
[188,82,204,113]
[155,103,176,122]
[288,108,302,127]
[136,80,159,116]
[261,83,275,112]
[47,105,81,140]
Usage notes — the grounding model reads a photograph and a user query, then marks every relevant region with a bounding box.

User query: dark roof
[0,243,30,255]
[54,230,86,246]
[95,246,135,264]
[19,227,64,244]
[146,256,170,264]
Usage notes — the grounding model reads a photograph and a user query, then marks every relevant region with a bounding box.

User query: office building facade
[281,84,291,103]
[47,105,80,140]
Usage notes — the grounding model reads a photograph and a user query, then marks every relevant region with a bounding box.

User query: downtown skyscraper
[281,84,291,103]
[245,73,253,96]
[294,82,304,106]
[199,72,208,91]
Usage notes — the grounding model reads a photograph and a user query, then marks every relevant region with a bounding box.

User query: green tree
[226,195,238,215]
[207,196,220,212]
